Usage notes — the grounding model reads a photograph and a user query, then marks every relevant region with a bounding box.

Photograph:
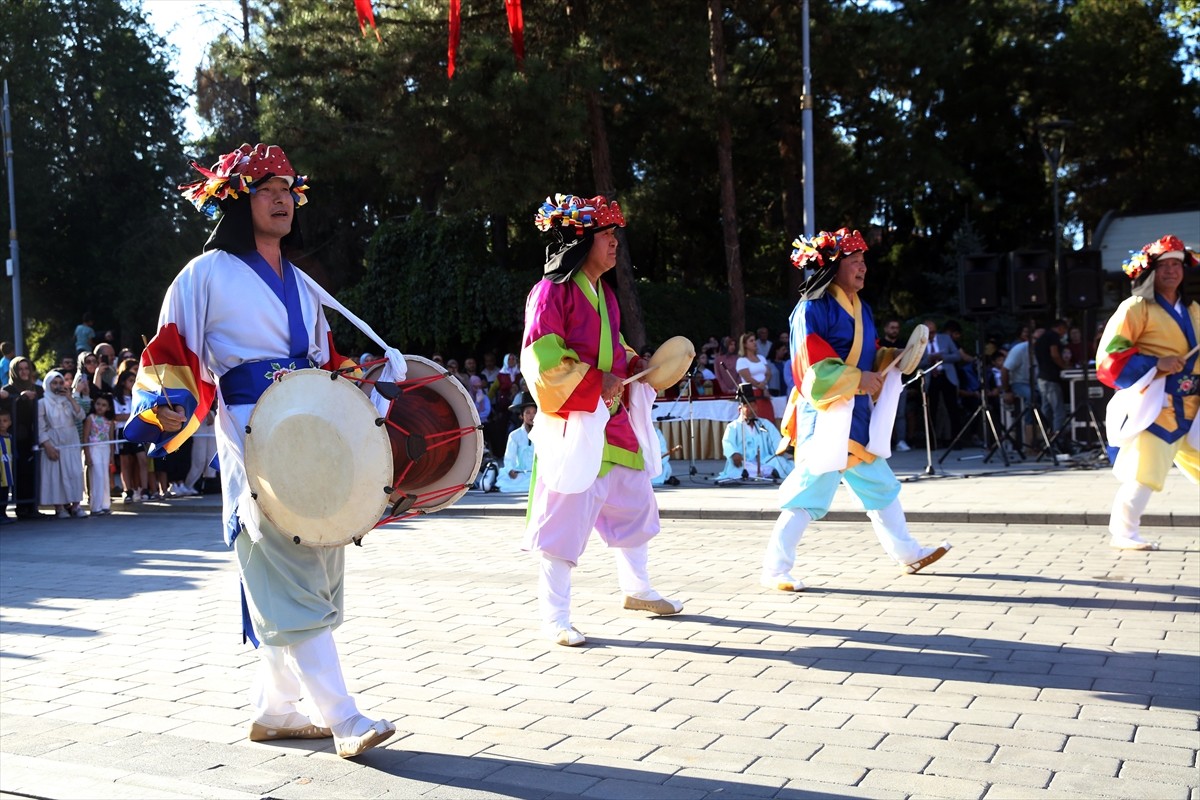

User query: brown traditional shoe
[904,542,952,574]
[248,719,332,742]
[623,594,683,615]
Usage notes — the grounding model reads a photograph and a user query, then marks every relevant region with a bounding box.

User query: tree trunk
[708,0,745,340]
[587,89,647,352]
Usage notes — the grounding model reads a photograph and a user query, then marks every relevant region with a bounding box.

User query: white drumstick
[621,365,659,385]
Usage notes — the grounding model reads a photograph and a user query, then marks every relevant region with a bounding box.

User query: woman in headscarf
[37,370,86,517]
[2,356,44,518]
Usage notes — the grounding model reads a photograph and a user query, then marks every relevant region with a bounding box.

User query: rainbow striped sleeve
[794,301,858,410]
[520,281,602,416]
[126,267,218,454]
[1096,301,1156,390]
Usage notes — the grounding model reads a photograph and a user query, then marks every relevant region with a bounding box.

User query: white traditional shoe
[1110,535,1159,551]
[904,541,952,574]
[333,715,396,758]
[248,712,332,742]
[760,573,805,592]
[623,592,683,615]
[554,626,587,647]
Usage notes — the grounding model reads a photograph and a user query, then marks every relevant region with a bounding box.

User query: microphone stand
[900,363,946,481]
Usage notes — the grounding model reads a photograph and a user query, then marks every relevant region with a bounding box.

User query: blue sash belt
[219,358,316,405]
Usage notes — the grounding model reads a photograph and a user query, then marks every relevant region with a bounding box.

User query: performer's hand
[600,372,622,404]
[731,453,743,467]
[1157,355,1186,375]
[157,405,187,433]
[857,370,884,396]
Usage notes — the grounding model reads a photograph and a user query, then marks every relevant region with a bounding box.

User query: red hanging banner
[506,0,525,71]
[448,0,462,78]
[353,0,381,41]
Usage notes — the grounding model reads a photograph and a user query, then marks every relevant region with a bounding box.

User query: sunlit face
[48,376,65,394]
[92,397,110,416]
[742,336,757,355]
[249,177,295,241]
[833,251,867,294]
[522,405,536,426]
[582,228,619,277]
[15,361,31,380]
[1153,257,1185,297]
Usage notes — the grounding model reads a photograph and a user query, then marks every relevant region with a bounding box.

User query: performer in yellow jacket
[1096,235,1199,550]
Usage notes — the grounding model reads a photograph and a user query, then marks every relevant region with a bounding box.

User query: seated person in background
[651,427,680,487]
[718,390,794,481]
[468,374,492,421]
[689,352,717,397]
[713,336,741,396]
[496,394,536,494]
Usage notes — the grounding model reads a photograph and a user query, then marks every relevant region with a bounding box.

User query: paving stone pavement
[2,479,1198,800]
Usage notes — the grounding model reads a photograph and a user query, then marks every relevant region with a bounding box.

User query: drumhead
[647,336,697,391]
[360,355,484,516]
[245,369,393,547]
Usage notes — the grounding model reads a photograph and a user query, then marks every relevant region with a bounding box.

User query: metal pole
[800,0,815,238]
[2,80,24,356]
[1051,158,1062,321]
[1037,120,1072,323]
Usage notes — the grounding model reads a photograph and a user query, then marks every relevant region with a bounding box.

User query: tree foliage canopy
[2,0,1197,363]
[0,0,204,367]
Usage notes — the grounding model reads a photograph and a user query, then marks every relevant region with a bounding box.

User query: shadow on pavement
[580,614,1199,712]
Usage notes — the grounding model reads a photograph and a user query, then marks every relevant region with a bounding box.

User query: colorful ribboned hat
[790,227,869,300]
[1121,234,1199,299]
[534,193,626,283]
[179,143,310,220]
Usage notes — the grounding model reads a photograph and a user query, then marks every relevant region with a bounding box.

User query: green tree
[0,0,202,362]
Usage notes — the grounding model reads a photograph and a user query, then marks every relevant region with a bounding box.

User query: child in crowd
[83,395,116,515]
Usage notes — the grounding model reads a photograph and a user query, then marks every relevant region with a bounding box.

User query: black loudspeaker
[1063,249,1103,310]
[1010,250,1052,311]
[959,254,1003,314]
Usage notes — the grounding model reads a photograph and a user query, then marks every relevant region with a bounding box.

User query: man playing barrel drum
[124,144,396,758]
[520,193,684,647]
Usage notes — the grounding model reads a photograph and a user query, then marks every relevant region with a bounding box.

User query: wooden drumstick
[622,364,659,385]
[140,335,170,405]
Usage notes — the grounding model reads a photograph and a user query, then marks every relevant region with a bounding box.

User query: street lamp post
[1037,119,1073,322]
[1,81,24,356]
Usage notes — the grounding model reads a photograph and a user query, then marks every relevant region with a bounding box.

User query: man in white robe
[718,401,794,481]
[497,397,536,493]
[125,143,395,759]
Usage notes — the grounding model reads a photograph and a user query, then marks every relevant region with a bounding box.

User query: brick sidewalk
[1,510,1197,799]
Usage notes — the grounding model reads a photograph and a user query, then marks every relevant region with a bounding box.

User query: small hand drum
[645,336,696,391]
[354,355,484,523]
[244,369,393,547]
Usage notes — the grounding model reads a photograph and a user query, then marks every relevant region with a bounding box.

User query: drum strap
[235,253,310,360]
[220,359,317,406]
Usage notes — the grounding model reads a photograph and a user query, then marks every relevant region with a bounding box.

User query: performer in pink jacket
[520,194,683,647]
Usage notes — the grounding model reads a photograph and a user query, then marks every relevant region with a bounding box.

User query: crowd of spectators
[1,318,212,522]
[1,314,1103,520]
